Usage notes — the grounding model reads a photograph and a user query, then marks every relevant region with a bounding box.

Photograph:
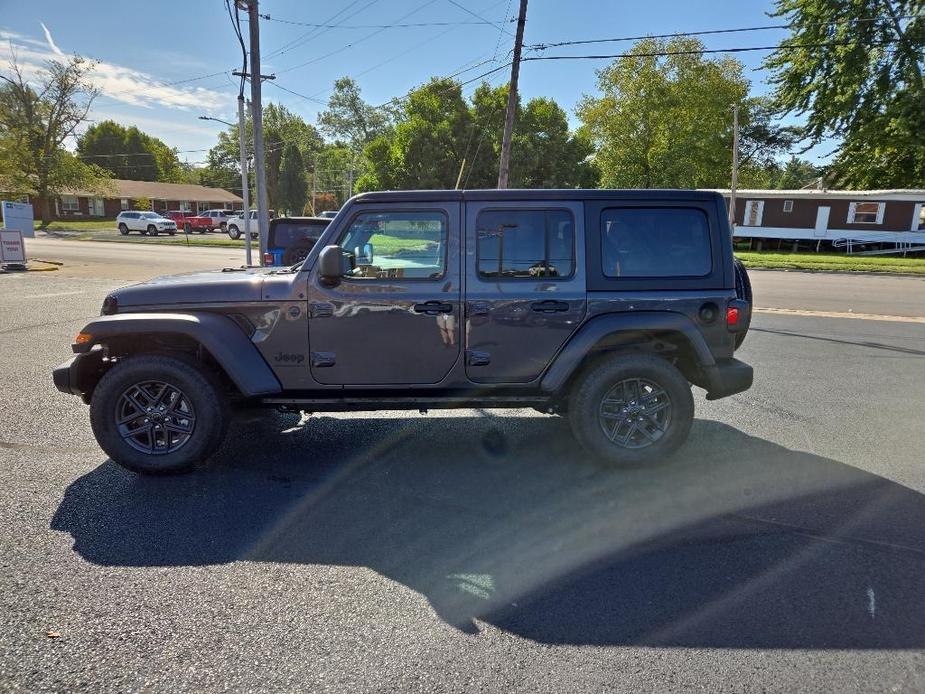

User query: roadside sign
[2,201,35,238]
[0,229,27,265]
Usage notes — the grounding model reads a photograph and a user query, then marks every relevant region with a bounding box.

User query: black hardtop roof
[352,189,724,203]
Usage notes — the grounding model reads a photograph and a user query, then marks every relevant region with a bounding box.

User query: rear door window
[600,207,712,277]
[476,209,575,279]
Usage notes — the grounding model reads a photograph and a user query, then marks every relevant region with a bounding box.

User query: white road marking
[867,587,876,618]
[755,307,925,324]
[18,291,85,300]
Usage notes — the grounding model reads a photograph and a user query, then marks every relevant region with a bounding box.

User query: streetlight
[199,108,253,266]
[198,116,234,127]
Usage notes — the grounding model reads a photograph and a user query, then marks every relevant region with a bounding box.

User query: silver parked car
[116,211,177,236]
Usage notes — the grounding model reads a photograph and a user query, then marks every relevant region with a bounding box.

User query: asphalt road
[2,245,925,692]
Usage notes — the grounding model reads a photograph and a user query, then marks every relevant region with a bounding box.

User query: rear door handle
[531,300,570,313]
[413,301,453,315]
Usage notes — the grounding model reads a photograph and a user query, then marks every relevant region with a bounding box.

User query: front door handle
[531,300,570,313]
[413,301,453,315]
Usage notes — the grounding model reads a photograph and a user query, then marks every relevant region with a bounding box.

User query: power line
[527,13,923,50]
[274,0,442,75]
[446,0,514,37]
[260,15,501,29]
[264,0,378,60]
[520,38,905,62]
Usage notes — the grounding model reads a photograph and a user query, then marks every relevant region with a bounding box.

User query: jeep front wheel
[227,225,241,240]
[89,355,229,475]
[568,354,693,465]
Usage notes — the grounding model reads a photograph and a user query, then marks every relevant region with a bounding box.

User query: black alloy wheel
[116,380,196,455]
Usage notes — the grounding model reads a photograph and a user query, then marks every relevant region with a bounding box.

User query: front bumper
[702,358,753,400]
[53,356,81,395]
[53,351,103,400]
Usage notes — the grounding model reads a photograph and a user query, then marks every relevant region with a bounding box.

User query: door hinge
[466,350,491,367]
[310,351,336,368]
[309,302,334,318]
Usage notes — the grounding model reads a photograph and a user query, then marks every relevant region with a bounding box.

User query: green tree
[577,37,793,189]
[205,103,323,209]
[278,142,307,215]
[77,120,187,182]
[765,0,924,188]
[0,53,110,226]
[358,78,473,191]
[357,79,594,191]
[318,77,391,153]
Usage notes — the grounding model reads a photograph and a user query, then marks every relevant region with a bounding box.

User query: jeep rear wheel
[568,354,693,465]
[89,355,229,475]
[118,223,129,235]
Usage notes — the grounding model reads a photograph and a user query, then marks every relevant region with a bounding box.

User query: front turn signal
[74,332,93,345]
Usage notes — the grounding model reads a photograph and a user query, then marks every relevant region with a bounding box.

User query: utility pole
[728,103,740,231]
[497,0,528,189]
[238,95,252,266]
[246,1,270,264]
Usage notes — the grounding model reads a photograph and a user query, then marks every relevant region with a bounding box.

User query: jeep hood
[110,268,273,307]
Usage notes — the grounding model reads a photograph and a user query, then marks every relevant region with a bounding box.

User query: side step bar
[259,395,552,413]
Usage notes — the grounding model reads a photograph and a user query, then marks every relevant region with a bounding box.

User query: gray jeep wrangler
[53,189,753,474]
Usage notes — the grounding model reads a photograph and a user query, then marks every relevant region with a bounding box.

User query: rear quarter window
[600,207,712,278]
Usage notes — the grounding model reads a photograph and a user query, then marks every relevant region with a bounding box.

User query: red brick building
[39,179,243,219]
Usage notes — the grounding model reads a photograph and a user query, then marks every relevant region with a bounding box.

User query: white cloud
[39,22,63,56]
[0,27,230,113]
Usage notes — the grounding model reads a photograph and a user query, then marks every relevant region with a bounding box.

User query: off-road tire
[118,223,129,235]
[733,257,752,350]
[568,354,694,466]
[227,225,241,240]
[89,355,229,475]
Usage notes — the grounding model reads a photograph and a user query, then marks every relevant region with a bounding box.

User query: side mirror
[318,245,344,285]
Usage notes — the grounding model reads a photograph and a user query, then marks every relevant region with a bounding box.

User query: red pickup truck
[164,210,214,234]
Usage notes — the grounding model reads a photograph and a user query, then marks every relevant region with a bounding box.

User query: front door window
[338,211,446,280]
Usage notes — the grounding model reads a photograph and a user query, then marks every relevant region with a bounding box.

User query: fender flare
[73,312,282,397]
[540,311,716,393]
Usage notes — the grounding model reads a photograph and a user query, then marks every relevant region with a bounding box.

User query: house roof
[706,188,925,202]
[65,179,242,203]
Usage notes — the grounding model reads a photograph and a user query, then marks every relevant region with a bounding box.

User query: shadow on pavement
[51,414,925,649]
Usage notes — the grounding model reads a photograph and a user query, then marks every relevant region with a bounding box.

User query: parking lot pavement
[1,271,924,692]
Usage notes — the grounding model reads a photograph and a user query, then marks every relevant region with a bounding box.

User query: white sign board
[0,229,26,263]
[2,201,35,238]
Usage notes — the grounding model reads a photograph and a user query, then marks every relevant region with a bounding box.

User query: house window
[120,198,129,210]
[198,201,210,212]
[848,201,885,224]
[179,201,192,212]
[60,195,80,213]
[783,200,794,212]
[89,198,105,216]
[742,200,764,226]
[224,202,233,210]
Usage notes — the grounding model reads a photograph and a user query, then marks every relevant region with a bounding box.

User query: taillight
[263,252,274,266]
[726,306,740,327]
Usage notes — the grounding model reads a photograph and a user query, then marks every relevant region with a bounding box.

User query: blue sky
[0,0,827,167]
